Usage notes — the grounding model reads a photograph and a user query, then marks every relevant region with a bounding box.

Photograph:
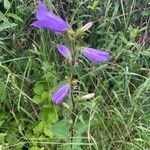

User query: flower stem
[70,36,77,144]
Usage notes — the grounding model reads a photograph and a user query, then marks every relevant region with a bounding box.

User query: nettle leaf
[75,121,88,136]
[51,119,70,138]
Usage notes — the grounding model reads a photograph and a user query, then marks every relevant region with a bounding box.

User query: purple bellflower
[52,84,70,104]
[57,45,71,58]
[82,47,110,63]
[31,1,68,33]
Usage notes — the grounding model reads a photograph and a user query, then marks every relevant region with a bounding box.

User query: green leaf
[30,147,41,150]
[41,92,49,101]
[43,127,53,138]
[0,121,4,127]
[51,119,69,138]
[32,95,43,104]
[0,22,17,32]
[0,133,7,143]
[6,13,23,22]
[4,0,11,10]
[141,9,150,16]
[0,79,6,101]
[0,11,8,22]
[141,50,150,57]
[33,83,45,95]
[34,121,46,134]
[40,105,58,124]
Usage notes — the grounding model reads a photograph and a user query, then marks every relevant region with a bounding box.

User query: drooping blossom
[82,22,93,31]
[82,47,110,63]
[80,22,93,32]
[81,93,95,100]
[57,45,71,58]
[52,84,70,104]
[77,22,93,34]
[31,1,68,33]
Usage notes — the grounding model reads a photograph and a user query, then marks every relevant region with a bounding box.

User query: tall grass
[0,0,150,149]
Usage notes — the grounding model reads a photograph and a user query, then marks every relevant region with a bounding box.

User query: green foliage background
[0,0,150,149]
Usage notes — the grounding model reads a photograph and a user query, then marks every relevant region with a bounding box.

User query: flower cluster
[32,1,110,104]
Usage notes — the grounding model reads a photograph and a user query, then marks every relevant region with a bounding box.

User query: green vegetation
[0,0,150,149]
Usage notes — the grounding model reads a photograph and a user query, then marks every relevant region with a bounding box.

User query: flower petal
[82,47,110,63]
[36,1,49,20]
[57,45,71,58]
[52,84,70,104]
[32,1,68,33]
[31,19,67,33]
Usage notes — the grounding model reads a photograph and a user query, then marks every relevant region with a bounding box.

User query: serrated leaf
[6,13,23,22]
[51,119,69,138]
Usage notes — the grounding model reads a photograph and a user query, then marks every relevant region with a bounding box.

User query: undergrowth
[0,0,150,149]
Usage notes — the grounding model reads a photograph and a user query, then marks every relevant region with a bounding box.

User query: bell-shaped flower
[31,1,68,33]
[77,22,93,34]
[81,93,95,100]
[57,45,71,58]
[52,84,70,104]
[82,47,110,63]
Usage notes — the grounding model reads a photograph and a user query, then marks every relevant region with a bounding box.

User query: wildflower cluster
[32,1,110,104]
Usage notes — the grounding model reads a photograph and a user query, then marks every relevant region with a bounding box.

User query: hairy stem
[70,36,77,144]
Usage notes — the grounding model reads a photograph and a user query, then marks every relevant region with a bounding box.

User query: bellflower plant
[32,0,111,139]
[32,1,110,104]
[32,1,68,33]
